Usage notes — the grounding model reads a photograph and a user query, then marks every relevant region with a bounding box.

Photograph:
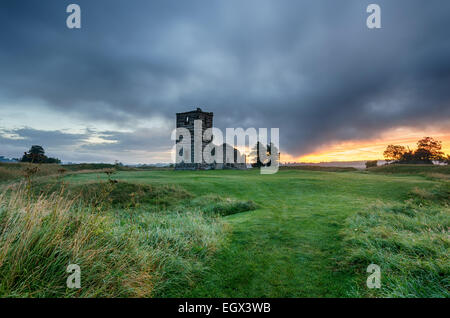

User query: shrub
[365,160,378,169]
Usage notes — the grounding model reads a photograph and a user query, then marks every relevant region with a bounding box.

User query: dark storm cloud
[0,0,449,159]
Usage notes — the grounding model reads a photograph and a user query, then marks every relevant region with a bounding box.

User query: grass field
[0,164,448,297]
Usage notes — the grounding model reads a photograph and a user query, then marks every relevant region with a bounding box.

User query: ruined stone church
[175,108,247,170]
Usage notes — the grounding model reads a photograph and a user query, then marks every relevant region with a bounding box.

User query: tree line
[383,137,449,165]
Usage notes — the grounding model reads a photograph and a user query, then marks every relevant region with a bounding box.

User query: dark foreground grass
[0,177,256,297]
[0,165,448,297]
[64,168,447,297]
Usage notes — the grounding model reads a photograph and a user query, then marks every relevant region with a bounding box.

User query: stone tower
[175,108,213,170]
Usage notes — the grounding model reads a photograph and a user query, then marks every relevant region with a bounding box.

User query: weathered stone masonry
[175,108,246,170]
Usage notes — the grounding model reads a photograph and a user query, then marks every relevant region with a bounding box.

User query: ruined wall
[175,108,247,170]
[175,108,214,170]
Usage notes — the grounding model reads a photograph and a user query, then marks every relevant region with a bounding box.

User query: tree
[383,137,447,165]
[29,145,45,156]
[20,145,61,164]
[399,149,415,162]
[266,142,280,167]
[383,145,406,163]
[414,137,444,162]
[249,142,279,167]
[45,157,62,164]
[250,142,267,168]
[21,145,46,163]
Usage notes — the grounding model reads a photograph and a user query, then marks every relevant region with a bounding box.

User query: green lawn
[64,168,441,297]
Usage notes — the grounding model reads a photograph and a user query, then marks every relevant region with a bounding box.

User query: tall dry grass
[0,167,18,182]
[0,184,155,297]
[0,178,233,297]
[0,163,127,188]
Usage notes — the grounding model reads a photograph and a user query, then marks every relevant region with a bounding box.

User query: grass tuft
[0,185,155,297]
[187,194,257,216]
[341,188,449,297]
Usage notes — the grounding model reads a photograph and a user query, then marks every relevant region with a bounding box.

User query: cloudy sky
[1,0,449,163]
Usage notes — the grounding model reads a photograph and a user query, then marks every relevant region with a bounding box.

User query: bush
[365,160,378,169]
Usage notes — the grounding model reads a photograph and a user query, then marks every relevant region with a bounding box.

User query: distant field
[280,165,358,172]
[368,164,450,175]
[0,162,171,183]
[0,164,448,297]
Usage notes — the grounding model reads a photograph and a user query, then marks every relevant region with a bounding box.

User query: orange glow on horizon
[281,127,450,163]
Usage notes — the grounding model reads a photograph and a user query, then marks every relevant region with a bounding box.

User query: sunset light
[0,1,449,303]
[284,127,450,163]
